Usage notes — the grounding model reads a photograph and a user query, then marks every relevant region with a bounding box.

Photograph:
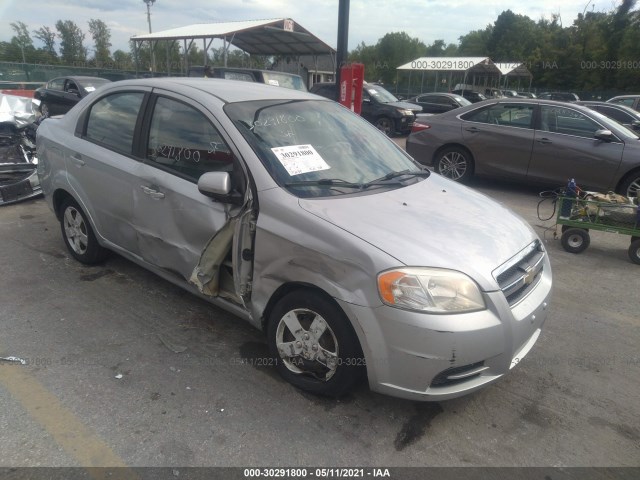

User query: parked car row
[309,82,422,135]
[406,98,640,199]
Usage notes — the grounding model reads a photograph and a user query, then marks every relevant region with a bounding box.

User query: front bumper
[338,265,552,401]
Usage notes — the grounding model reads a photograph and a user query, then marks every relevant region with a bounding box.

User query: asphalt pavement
[0,144,638,471]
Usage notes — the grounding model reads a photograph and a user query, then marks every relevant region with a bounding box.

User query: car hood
[298,175,537,291]
[388,101,422,113]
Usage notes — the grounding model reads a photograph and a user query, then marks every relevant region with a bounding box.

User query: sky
[0,0,623,55]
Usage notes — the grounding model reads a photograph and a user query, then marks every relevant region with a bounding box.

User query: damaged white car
[0,94,40,205]
[37,78,552,400]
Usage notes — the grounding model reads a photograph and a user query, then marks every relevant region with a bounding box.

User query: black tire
[628,239,640,265]
[59,198,109,264]
[618,171,640,199]
[561,228,590,254]
[267,290,364,397]
[435,146,474,183]
[374,116,394,136]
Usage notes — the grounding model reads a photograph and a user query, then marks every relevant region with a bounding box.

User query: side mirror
[198,171,244,205]
[631,120,640,131]
[68,88,80,97]
[594,129,614,142]
[362,97,371,103]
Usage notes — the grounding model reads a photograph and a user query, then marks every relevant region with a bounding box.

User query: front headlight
[377,267,486,314]
[398,109,414,116]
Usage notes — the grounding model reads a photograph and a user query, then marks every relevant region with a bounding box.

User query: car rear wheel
[561,228,590,254]
[267,290,364,397]
[60,198,109,264]
[435,146,474,183]
[374,116,393,136]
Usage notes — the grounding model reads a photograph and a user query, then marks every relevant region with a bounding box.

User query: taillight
[411,122,431,133]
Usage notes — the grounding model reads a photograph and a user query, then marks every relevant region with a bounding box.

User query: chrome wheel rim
[63,206,89,255]
[439,151,467,180]
[625,177,640,198]
[275,308,339,381]
[567,234,584,248]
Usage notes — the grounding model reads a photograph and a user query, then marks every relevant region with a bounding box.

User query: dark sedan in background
[310,82,421,135]
[451,89,487,103]
[607,94,640,112]
[34,76,111,116]
[405,92,471,114]
[576,101,640,132]
[406,98,640,198]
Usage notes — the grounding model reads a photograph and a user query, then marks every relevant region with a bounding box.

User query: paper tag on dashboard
[268,79,280,86]
[271,145,330,176]
[85,86,96,92]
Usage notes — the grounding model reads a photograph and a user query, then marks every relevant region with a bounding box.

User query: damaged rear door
[134,91,254,307]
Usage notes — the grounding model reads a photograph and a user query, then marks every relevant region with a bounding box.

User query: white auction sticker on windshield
[268,79,280,86]
[271,145,330,176]
[85,86,96,92]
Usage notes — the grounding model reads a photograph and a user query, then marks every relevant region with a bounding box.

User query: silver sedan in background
[406,98,640,198]
[37,79,551,401]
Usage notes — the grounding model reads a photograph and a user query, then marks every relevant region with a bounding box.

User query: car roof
[100,77,316,103]
[577,101,640,115]
[608,94,640,100]
[52,76,111,83]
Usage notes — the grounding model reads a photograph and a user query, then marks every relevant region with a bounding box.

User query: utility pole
[143,0,156,74]
[335,0,350,99]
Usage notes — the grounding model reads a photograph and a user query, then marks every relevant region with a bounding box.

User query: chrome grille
[494,241,545,306]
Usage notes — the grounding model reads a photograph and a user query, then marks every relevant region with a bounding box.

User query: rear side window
[85,92,144,154]
[48,79,64,90]
[462,104,534,128]
[146,96,234,181]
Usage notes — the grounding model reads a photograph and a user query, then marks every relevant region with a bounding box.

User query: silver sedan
[37,79,551,400]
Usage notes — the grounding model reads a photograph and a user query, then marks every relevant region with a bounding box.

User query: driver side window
[146,96,236,183]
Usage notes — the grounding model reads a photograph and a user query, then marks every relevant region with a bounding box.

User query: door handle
[140,185,165,199]
[465,127,480,133]
[70,154,85,167]
[537,138,552,144]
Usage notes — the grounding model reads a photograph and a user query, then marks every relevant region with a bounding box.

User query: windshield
[364,85,398,103]
[454,96,472,106]
[261,72,307,92]
[225,99,424,198]
[78,78,110,91]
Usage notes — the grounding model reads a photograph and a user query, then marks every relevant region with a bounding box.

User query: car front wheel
[435,146,474,183]
[267,290,364,397]
[60,198,109,264]
[618,171,640,199]
[374,116,393,136]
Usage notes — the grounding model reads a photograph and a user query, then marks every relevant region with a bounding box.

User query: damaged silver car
[37,78,552,400]
[0,94,40,205]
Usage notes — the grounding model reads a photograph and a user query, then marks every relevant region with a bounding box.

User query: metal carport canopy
[130,18,336,56]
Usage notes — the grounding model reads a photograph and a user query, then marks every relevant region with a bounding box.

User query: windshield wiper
[360,169,430,188]
[285,178,365,189]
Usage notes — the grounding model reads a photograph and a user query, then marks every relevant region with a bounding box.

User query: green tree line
[350,1,639,92]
